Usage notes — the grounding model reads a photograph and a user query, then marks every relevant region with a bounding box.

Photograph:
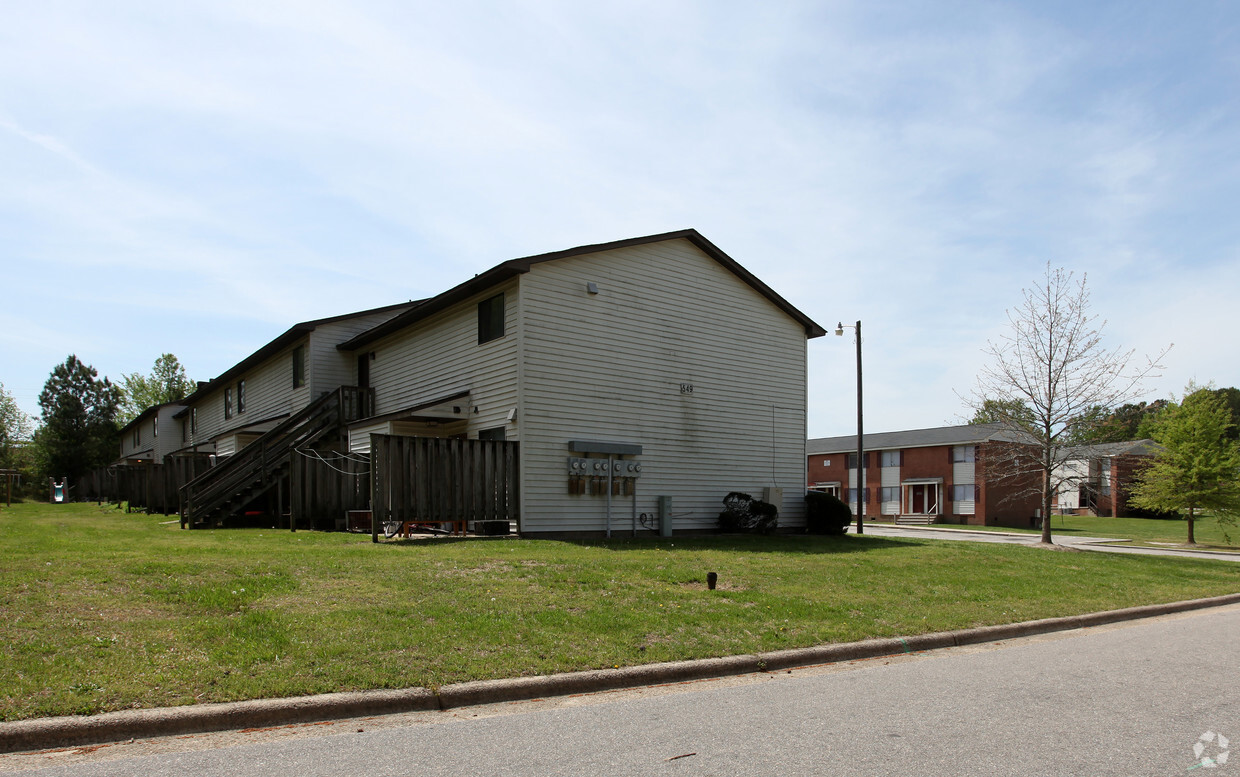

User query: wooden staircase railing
[180,387,372,527]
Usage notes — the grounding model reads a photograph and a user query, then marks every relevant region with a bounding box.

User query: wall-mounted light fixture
[586,282,599,295]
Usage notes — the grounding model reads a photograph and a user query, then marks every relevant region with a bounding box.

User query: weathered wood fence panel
[289,449,370,530]
[370,435,519,527]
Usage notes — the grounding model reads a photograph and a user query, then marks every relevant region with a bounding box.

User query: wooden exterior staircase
[180,387,371,528]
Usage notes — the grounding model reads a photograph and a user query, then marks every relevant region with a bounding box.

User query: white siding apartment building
[340,229,826,534]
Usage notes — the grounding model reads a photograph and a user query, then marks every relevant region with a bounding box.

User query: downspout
[632,470,638,537]
[605,454,613,538]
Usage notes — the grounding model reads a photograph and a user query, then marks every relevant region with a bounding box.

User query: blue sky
[2,1,1237,437]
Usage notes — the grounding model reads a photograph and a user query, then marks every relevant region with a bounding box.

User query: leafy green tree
[1129,385,1240,545]
[118,354,194,423]
[969,399,1035,427]
[1206,386,1240,441]
[37,355,122,483]
[1077,400,1169,443]
[0,382,34,470]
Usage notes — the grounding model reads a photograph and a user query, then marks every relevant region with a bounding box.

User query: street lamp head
[835,323,844,336]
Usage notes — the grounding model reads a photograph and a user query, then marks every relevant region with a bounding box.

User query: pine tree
[36,355,122,482]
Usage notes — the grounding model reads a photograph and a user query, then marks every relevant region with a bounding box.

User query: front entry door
[907,484,939,515]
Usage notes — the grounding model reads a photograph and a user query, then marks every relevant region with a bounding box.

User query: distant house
[112,401,186,513]
[173,229,825,535]
[116,401,186,467]
[1052,439,1160,517]
[806,424,1042,527]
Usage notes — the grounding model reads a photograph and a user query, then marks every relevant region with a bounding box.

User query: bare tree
[965,264,1167,544]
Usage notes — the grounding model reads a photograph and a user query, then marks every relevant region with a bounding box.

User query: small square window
[478,293,505,344]
[478,427,507,441]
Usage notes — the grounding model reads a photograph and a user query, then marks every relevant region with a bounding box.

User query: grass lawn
[924,514,1238,548]
[2,501,1237,722]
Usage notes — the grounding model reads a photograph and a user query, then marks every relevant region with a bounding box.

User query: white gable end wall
[517,239,809,533]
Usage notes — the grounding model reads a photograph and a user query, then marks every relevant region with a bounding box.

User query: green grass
[1,501,1237,722]
[924,514,1237,548]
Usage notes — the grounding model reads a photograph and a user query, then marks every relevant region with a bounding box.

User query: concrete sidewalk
[4,592,1240,755]
[857,523,1240,562]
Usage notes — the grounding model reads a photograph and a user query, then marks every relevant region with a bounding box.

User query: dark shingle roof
[806,423,1021,455]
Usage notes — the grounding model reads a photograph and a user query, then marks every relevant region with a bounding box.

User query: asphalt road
[7,604,1240,776]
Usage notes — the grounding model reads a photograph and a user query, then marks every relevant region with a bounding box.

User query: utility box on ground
[658,496,673,537]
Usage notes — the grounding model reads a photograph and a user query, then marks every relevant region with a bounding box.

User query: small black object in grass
[706,572,718,590]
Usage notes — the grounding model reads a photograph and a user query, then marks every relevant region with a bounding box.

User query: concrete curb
[5,592,1240,754]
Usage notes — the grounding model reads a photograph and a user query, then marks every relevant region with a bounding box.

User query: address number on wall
[679,383,694,394]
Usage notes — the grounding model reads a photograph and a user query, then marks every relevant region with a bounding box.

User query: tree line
[0,354,194,491]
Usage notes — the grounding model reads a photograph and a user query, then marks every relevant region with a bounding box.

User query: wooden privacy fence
[289,448,370,530]
[370,434,519,531]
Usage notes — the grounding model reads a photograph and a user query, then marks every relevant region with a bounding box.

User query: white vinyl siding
[178,305,413,451]
[517,239,809,533]
[192,352,296,453]
[359,280,520,446]
[952,458,976,515]
[880,452,900,515]
[152,405,184,460]
[308,309,409,399]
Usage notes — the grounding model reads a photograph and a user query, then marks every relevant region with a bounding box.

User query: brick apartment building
[806,424,1042,528]
[1053,439,1159,517]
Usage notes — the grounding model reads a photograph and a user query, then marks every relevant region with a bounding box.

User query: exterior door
[907,484,939,515]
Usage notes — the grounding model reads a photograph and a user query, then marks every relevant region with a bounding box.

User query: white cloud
[1,1,1237,429]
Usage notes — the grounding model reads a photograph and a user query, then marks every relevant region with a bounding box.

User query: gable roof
[806,423,1025,455]
[175,301,418,414]
[338,229,827,351]
[1064,439,1162,459]
[118,400,185,435]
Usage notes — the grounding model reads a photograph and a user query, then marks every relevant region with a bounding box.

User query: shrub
[748,499,779,535]
[717,492,779,534]
[805,491,852,535]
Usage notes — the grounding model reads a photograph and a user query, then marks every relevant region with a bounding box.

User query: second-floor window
[847,452,869,469]
[478,293,505,344]
[225,388,233,419]
[952,445,976,463]
[236,380,246,414]
[880,450,902,468]
[132,428,140,447]
[153,419,158,438]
